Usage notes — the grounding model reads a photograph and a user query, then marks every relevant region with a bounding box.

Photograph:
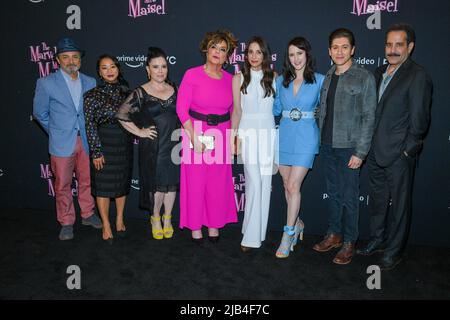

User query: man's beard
[62,64,80,74]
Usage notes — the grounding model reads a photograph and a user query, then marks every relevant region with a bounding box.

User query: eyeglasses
[210,44,228,53]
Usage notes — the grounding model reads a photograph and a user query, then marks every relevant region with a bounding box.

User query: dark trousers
[321,145,360,243]
[367,151,416,259]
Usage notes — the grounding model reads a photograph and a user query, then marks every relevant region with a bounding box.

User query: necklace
[204,64,222,79]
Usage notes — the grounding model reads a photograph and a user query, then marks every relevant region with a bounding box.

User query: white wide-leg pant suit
[238,70,276,248]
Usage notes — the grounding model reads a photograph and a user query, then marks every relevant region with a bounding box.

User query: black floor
[1,209,449,300]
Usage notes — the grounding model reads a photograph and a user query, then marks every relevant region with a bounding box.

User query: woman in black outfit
[117,47,180,240]
[84,54,133,243]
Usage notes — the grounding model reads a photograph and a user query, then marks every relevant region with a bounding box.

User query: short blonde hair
[199,29,238,58]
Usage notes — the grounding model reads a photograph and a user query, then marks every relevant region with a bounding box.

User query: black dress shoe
[356,239,385,256]
[378,255,402,270]
[208,235,220,243]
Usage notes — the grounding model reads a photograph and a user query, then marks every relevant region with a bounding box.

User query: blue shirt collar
[60,69,80,82]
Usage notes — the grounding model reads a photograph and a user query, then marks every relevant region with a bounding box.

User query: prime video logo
[323,193,371,206]
[117,54,176,68]
[131,178,140,190]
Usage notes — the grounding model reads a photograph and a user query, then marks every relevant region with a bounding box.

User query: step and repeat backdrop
[2,0,449,246]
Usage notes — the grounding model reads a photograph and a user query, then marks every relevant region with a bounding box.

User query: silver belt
[281,108,314,121]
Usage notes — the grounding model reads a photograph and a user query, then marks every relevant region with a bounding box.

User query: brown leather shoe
[333,242,355,265]
[313,233,343,252]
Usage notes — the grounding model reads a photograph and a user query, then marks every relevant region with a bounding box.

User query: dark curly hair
[199,29,238,60]
[146,46,176,88]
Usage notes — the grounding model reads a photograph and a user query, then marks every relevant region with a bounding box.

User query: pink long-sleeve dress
[176,65,238,230]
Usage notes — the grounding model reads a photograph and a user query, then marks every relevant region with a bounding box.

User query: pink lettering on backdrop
[30,42,58,77]
[351,0,399,16]
[129,0,166,18]
[40,164,78,197]
[229,42,278,74]
[233,174,246,212]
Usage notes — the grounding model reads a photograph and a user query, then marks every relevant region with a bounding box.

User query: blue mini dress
[273,73,325,168]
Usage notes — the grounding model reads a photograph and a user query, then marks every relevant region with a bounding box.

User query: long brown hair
[241,36,275,98]
[282,37,316,88]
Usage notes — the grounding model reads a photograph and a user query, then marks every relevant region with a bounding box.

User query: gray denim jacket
[318,61,377,160]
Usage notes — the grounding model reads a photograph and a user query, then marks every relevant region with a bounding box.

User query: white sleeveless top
[239,69,276,130]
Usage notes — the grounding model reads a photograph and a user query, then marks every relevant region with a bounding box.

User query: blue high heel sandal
[292,218,305,248]
[276,225,297,258]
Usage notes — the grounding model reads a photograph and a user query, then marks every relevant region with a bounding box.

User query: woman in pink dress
[176,29,238,243]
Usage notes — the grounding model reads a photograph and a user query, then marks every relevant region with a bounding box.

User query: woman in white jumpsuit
[231,36,276,251]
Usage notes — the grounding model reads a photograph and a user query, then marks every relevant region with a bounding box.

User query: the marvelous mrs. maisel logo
[228,42,278,74]
[351,0,399,16]
[30,42,58,78]
[128,0,166,18]
[40,164,78,197]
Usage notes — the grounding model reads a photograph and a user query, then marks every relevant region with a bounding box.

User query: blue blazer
[273,73,325,155]
[33,69,96,157]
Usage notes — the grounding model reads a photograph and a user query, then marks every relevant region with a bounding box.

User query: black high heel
[102,227,114,245]
[208,235,220,243]
[191,237,204,245]
[116,229,127,239]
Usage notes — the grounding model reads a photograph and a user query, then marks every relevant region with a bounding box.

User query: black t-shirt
[321,73,340,145]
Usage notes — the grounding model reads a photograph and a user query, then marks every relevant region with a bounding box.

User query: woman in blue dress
[273,37,325,258]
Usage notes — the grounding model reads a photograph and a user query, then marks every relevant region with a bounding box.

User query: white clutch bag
[190,135,215,150]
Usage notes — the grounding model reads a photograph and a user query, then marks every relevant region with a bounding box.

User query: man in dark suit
[357,24,433,270]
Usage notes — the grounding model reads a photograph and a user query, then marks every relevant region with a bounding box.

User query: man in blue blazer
[33,38,102,240]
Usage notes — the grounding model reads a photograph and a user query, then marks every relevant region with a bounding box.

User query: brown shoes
[313,234,355,265]
[312,233,343,252]
[332,242,355,265]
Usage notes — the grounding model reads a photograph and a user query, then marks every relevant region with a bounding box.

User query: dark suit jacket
[372,58,433,167]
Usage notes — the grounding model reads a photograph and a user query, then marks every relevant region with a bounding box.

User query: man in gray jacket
[313,28,377,265]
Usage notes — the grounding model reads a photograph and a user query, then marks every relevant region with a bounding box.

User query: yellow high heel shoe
[150,215,164,240]
[162,214,174,239]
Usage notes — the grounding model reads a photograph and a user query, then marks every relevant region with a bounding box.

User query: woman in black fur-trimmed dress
[117,47,180,240]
